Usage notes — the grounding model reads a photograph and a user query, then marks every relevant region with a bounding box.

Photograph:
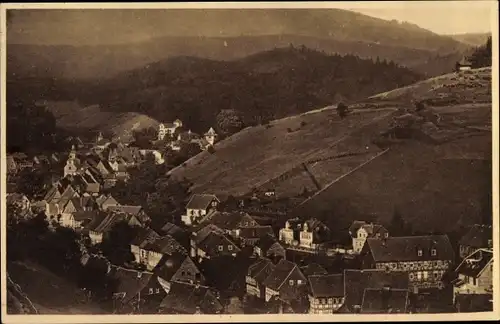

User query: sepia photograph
[1,1,498,322]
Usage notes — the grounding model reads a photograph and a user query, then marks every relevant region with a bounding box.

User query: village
[5,111,494,315]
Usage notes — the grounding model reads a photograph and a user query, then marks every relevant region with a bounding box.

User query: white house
[158,119,183,141]
[181,194,220,226]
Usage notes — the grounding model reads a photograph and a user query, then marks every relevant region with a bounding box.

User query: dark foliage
[469,36,492,69]
[98,221,140,266]
[6,97,68,154]
[336,102,349,119]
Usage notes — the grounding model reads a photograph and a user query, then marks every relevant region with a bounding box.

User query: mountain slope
[169,68,491,233]
[7,9,470,80]
[448,33,492,46]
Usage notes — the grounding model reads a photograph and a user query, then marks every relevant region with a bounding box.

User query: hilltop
[448,33,492,46]
[42,101,160,142]
[7,9,470,80]
[169,67,492,233]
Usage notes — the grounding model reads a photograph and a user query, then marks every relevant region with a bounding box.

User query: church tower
[64,145,79,177]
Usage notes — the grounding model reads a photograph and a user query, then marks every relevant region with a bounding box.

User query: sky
[5,2,495,45]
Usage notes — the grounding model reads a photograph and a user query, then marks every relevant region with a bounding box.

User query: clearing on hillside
[43,100,160,142]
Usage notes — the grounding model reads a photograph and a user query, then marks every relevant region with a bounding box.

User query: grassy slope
[169,108,393,197]
[43,100,160,142]
[7,261,106,314]
[171,68,491,232]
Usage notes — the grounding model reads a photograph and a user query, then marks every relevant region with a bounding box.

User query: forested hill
[82,47,422,133]
[7,9,470,80]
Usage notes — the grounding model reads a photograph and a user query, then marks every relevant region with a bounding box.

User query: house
[308,274,344,314]
[262,259,307,302]
[95,194,120,211]
[360,288,410,313]
[158,281,223,314]
[238,226,275,246]
[130,228,188,270]
[108,205,150,225]
[182,194,220,226]
[279,218,330,250]
[278,218,303,245]
[455,57,472,72]
[458,224,492,259]
[87,212,143,245]
[246,258,276,300]
[452,249,493,301]
[204,127,218,147]
[342,269,410,313]
[200,210,271,245]
[110,266,166,314]
[158,119,183,141]
[190,224,241,261]
[349,221,389,254]
[301,263,328,277]
[200,211,259,234]
[154,254,205,292]
[254,234,286,261]
[360,235,454,291]
[57,197,100,229]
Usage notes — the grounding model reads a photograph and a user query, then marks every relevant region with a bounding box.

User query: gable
[238,214,259,227]
[171,258,204,282]
[358,227,368,236]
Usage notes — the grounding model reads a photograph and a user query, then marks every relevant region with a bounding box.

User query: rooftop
[365,235,454,262]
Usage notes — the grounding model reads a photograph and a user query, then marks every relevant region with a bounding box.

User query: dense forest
[78,46,423,133]
[469,36,492,68]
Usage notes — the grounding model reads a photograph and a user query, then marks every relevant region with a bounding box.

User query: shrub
[207,146,215,154]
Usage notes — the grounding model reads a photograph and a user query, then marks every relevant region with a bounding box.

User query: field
[294,134,492,233]
[169,107,394,198]
[43,100,160,142]
[7,261,107,314]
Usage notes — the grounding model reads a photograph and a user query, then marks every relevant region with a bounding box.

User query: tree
[146,177,191,228]
[337,102,349,119]
[16,168,46,199]
[99,220,140,266]
[216,109,245,136]
[389,208,411,236]
[470,36,492,68]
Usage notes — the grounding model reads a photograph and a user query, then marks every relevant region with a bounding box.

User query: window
[473,277,477,286]
[218,245,223,251]
[297,279,302,285]
[289,280,294,286]
[156,288,160,294]
[417,249,423,257]
[228,245,233,251]
[431,249,437,256]
[384,233,389,238]
[423,271,428,280]
[417,272,422,280]
[149,288,153,295]
[328,298,333,303]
